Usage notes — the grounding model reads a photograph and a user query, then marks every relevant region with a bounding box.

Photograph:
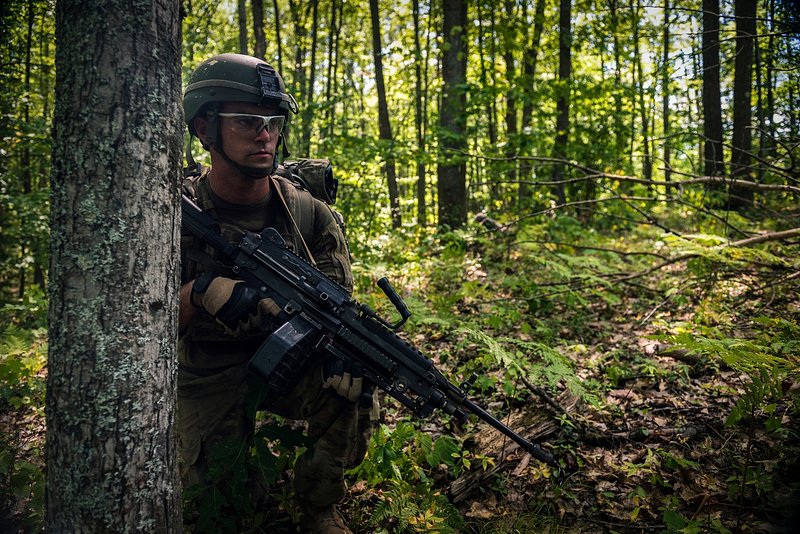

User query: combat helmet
[183,53,299,177]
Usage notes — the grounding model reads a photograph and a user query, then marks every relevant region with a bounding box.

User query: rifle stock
[181,195,556,466]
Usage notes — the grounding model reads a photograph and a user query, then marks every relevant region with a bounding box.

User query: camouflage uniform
[178,170,378,511]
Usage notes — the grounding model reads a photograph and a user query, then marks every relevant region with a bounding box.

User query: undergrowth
[2,199,799,532]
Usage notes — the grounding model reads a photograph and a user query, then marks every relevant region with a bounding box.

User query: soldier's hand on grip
[191,272,282,335]
[322,358,364,403]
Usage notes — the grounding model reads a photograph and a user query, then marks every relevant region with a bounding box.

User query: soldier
[178,53,377,533]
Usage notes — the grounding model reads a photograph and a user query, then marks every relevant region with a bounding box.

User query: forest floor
[404,304,800,534]
[339,221,800,534]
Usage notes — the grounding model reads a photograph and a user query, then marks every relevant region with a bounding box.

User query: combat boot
[299,504,353,534]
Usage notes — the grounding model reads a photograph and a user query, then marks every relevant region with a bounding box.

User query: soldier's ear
[192,117,211,150]
[193,116,208,143]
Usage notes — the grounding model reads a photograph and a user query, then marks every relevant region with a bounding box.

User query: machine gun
[181,195,555,466]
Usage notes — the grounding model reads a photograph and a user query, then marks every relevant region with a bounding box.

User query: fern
[664,233,792,268]
[369,479,462,533]
[664,316,799,428]
[457,326,588,400]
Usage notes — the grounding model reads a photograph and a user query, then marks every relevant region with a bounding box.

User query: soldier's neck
[208,168,271,205]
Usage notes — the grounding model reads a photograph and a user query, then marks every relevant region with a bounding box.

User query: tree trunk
[369,0,401,227]
[288,0,309,153]
[300,0,319,155]
[755,20,765,182]
[503,0,518,192]
[662,0,672,188]
[609,0,626,167]
[273,0,283,73]
[46,0,183,529]
[413,0,427,226]
[238,0,247,54]
[702,0,725,177]
[253,0,266,59]
[729,0,756,209]
[551,0,571,206]
[477,1,498,202]
[19,0,35,298]
[762,0,775,171]
[633,0,652,188]
[518,0,545,210]
[437,0,468,229]
[324,0,340,137]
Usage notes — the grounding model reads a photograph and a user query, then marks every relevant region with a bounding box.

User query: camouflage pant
[177,359,378,508]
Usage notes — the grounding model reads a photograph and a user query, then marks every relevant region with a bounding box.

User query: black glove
[191,272,283,335]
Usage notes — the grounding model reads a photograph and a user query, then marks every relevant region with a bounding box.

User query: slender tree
[502,0,518,190]
[238,0,247,53]
[288,0,309,152]
[412,0,427,225]
[729,0,756,208]
[633,0,652,187]
[324,0,340,136]
[300,0,319,155]
[702,0,725,177]
[518,0,546,209]
[46,0,183,529]
[18,0,35,298]
[253,0,266,59]
[438,0,468,229]
[369,0,401,227]
[609,0,626,165]
[477,2,499,202]
[551,0,571,206]
[662,0,672,187]
[273,0,283,73]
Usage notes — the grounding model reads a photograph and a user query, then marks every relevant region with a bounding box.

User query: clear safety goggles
[217,112,286,136]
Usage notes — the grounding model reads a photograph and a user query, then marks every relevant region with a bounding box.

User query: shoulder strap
[270,175,317,266]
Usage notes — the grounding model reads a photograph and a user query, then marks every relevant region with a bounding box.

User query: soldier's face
[216,102,281,172]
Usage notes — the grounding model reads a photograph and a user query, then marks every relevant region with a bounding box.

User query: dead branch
[511,240,671,260]
[723,227,800,248]
[462,152,800,194]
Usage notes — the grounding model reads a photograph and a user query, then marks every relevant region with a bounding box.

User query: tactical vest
[181,159,348,284]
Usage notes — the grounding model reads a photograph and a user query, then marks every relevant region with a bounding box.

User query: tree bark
[438,0,468,229]
[369,0,401,227]
[46,0,183,530]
